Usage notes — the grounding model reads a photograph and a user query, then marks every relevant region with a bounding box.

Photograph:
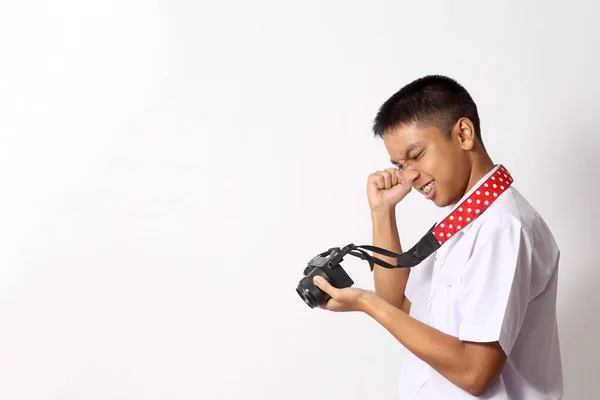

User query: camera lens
[296,270,331,308]
[296,287,318,308]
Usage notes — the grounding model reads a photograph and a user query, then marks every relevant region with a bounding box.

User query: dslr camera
[296,238,432,308]
[296,246,354,308]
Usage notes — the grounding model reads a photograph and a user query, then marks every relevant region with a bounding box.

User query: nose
[401,167,420,186]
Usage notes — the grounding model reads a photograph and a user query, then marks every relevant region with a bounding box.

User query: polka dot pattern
[433,165,513,244]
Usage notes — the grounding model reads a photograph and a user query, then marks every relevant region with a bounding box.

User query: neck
[465,154,495,193]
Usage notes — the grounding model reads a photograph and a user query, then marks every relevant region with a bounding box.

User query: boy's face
[383,121,475,207]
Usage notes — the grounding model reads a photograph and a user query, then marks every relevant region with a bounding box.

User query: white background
[0,1,598,399]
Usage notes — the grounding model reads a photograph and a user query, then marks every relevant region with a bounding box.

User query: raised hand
[367,168,412,212]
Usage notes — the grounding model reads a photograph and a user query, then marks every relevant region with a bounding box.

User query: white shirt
[397,165,563,399]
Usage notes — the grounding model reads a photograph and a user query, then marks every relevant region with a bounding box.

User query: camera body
[296,247,354,308]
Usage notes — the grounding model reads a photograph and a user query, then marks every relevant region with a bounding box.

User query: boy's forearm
[371,209,409,309]
[359,293,502,396]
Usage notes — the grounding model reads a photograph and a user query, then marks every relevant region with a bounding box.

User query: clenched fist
[367,168,412,212]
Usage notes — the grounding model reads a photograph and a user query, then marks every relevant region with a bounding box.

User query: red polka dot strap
[433,165,514,244]
[359,165,514,269]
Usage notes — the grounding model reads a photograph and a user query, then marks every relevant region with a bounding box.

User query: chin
[432,196,450,208]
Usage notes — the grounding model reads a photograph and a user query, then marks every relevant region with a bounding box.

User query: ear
[455,118,476,150]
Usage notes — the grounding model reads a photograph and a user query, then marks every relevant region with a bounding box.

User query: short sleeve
[458,218,532,356]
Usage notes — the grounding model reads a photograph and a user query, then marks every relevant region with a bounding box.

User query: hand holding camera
[294,243,377,312]
[312,275,374,312]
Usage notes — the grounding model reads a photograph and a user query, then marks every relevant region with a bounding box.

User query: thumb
[313,275,337,296]
[395,169,405,183]
[388,180,412,198]
[396,170,412,187]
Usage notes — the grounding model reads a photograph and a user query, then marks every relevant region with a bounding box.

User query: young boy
[312,75,563,399]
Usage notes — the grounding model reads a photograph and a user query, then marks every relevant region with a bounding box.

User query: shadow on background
[547,135,600,399]
[560,268,600,399]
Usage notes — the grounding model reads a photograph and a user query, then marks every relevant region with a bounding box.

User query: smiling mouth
[420,180,434,194]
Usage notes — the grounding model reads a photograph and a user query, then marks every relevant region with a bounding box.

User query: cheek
[429,161,460,198]
[426,158,453,183]
[430,148,464,183]
[438,162,469,199]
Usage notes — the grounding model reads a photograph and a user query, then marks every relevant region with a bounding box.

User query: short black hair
[372,75,482,146]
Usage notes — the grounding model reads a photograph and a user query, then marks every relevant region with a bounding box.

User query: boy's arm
[371,209,411,312]
[361,293,506,396]
[315,217,530,397]
[366,167,413,311]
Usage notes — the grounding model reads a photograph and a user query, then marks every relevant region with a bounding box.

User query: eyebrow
[390,142,423,165]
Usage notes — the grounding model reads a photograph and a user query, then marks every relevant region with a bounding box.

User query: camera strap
[337,165,514,270]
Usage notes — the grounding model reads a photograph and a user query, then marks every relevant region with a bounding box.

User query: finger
[380,170,392,189]
[313,275,339,298]
[368,172,385,190]
[320,299,341,311]
[387,168,399,185]
[396,169,407,186]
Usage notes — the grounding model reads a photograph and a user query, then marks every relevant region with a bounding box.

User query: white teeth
[422,181,434,194]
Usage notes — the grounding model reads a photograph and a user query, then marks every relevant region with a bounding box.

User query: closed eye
[391,149,424,170]
[411,150,424,160]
